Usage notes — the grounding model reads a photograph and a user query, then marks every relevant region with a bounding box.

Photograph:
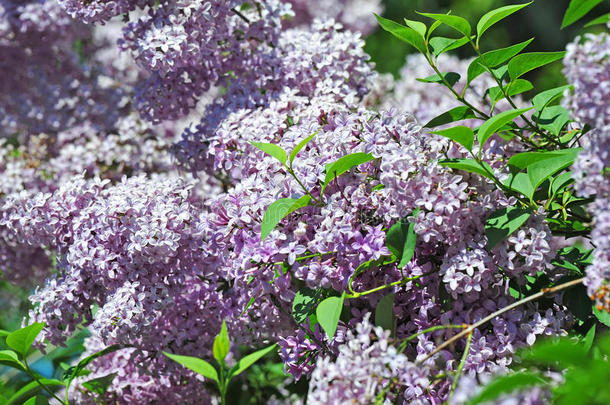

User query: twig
[418,277,584,363]
[230,7,250,24]
[346,269,438,299]
[397,324,465,353]
[448,331,473,402]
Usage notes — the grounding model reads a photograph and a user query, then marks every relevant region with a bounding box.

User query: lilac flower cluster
[0,2,604,403]
[285,0,383,34]
[71,335,211,404]
[0,0,125,136]
[565,28,610,313]
[308,315,437,404]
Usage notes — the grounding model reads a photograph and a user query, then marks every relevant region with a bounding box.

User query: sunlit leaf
[261,196,312,241]
[375,14,427,54]
[431,126,475,151]
[439,159,495,180]
[417,12,471,37]
[250,142,287,165]
[476,2,533,47]
[508,52,566,81]
[316,294,345,339]
[6,323,45,357]
[562,0,605,28]
[164,352,219,383]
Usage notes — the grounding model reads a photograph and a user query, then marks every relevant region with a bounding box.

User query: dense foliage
[0,0,609,404]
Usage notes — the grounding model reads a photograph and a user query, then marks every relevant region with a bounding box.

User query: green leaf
[487,79,533,104]
[65,344,122,383]
[228,344,277,379]
[374,293,395,334]
[293,287,322,324]
[403,18,426,37]
[7,379,64,405]
[438,158,495,180]
[289,131,317,165]
[594,306,610,327]
[250,142,287,165]
[478,107,532,151]
[417,12,471,37]
[504,172,535,198]
[424,106,475,128]
[485,207,531,249]
[583,324,596,353]
[261,195,311,241]
[508,52,566,81]
[532,105,571,136]
[521,338,588,367]
[532,85,573,112]
[0,329,9,336]
[431,126,474,152]
[427,20,443,40]
[467,371,549,405]
[163,352,219,383]
[375,14,427,54]
[385,209,419,268]
[467,38,534,84]
[239,296,256,318]
[584,11,610,27]
[0,350,25,371]
[476,2,533,47]
[508,149,581,172]
[562,0,605,27]
[527,149,580,191]
[82,373,117,396]
[428,36,471,57]
[322,152,376,193]
[6,323,45,357]
[503,78,534,96]
[416,72,461,87]
[316,294,345,339]
[213,321,230,366]
[23,397,46,405]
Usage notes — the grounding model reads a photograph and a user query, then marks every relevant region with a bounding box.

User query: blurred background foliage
[366,0,610,90]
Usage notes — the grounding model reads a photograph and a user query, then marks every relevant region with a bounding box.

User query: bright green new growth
[164,321,277,405]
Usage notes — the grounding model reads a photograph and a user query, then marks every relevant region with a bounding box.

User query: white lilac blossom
[308,315,435,404]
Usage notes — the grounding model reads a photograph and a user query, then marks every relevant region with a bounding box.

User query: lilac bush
[0,1,609,404]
